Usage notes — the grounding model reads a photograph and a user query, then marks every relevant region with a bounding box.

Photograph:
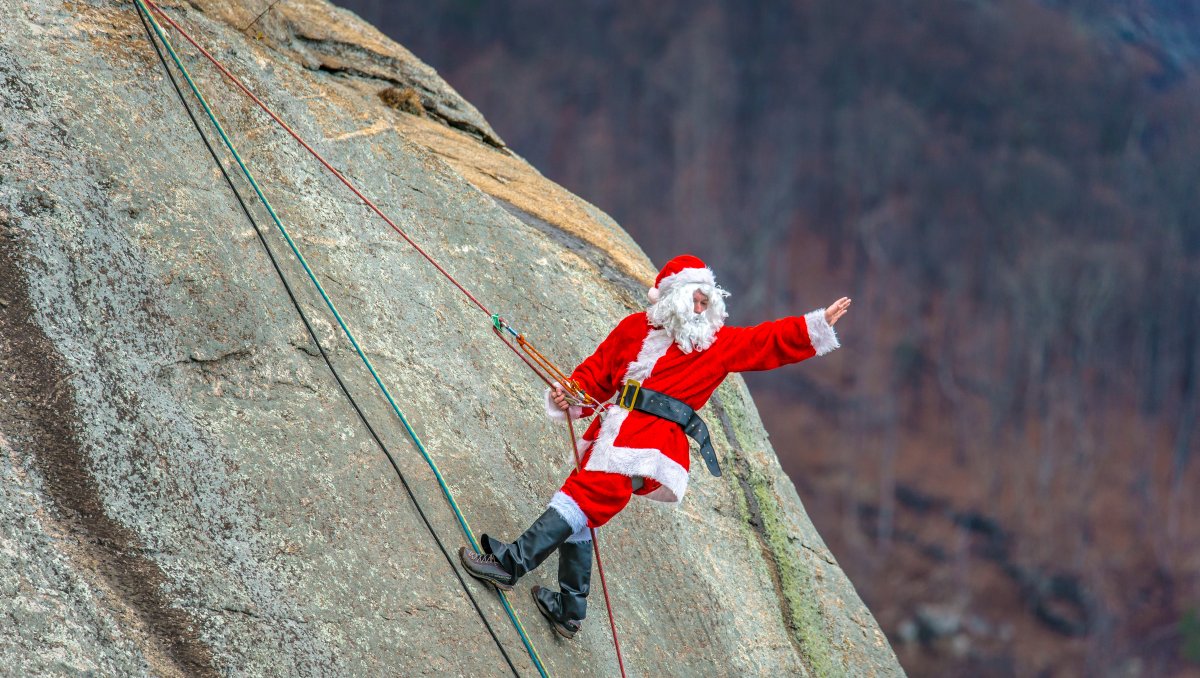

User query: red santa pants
[559,442,662,528]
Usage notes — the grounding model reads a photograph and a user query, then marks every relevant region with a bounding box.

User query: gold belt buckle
[620,379,641,410]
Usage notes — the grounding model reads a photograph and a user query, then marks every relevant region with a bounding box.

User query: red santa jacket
[546,308,839,504]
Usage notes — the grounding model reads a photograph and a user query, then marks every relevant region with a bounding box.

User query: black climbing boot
[459,548,517,591]
[461,509,574,591]
[532,539,592,639]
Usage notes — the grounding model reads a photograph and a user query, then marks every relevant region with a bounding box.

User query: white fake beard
[646,282,729,353]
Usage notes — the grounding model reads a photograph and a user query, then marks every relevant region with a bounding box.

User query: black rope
[135,7,521,675]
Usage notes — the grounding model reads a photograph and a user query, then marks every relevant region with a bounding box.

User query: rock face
[0,1,902,675]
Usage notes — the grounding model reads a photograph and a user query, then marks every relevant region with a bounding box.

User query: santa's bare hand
[825,297,851,326]
[551,383,570,411]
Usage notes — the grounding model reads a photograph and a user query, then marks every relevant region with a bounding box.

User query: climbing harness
[134,1,628,675]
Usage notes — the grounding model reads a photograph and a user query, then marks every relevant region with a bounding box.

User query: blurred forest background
[333,1,1200,675]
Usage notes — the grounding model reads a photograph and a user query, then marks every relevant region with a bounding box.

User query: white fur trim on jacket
[570,437,591,466]
[583,328,690,504]
[804,308,841,357]
[548,491,589,533]
[624,327,673,382]
[544,387,585,421]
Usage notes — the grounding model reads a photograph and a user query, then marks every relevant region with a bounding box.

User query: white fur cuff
[565,525,593,543]
[544,388,584,421]
[549,491,590,532]
[804,308,841,357]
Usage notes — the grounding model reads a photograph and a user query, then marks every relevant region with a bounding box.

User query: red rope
[144,3,629,670]
[564,417,628,678]
[493,328,628,676]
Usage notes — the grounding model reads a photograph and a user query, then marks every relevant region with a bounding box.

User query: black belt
[616,380,721,477]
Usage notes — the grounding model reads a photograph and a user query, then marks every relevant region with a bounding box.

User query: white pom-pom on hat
[648,287,661,303]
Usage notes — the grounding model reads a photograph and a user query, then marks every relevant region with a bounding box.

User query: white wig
[646,281,730,353]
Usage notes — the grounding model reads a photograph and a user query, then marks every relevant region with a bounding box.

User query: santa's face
[647,281,729,353]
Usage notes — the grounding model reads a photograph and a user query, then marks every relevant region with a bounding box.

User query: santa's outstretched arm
[720,297,851,373]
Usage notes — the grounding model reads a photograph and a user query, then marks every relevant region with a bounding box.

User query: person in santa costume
[460,254,851,639]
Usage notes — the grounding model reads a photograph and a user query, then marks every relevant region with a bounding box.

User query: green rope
[135,3,549,675]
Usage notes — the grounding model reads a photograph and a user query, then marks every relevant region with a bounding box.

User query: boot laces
[472,550,500,566]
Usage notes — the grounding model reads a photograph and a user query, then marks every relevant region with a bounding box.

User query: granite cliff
[0,1,901,675]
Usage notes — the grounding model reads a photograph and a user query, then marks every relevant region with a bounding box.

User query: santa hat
[647,254,717,303]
